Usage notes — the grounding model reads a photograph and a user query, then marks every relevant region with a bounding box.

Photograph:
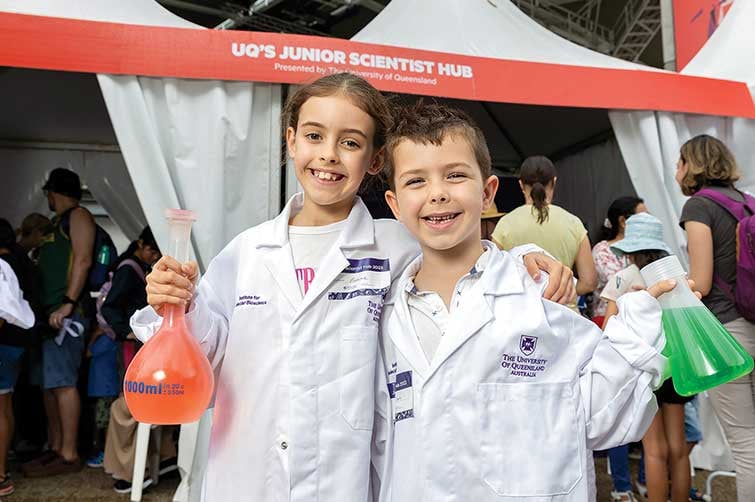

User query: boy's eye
[304,132,322,141]
[448,172,467,180]
[405,178,424,186]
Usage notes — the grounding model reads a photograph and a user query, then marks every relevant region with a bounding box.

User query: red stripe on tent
[1,12,753,118]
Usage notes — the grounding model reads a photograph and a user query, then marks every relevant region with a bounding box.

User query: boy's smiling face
[385,134,498,254]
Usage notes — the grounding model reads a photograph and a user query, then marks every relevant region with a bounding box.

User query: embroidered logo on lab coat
[519,335,538,356]
[235,294,268,307]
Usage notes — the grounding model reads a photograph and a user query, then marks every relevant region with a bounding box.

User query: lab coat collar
[256,193,374,249]
[385,242,526,380]
[384,241,523,306]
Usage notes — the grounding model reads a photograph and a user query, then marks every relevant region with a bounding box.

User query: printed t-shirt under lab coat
[130,193,426,502]
[289,220,345,296]
[374,243,667,501]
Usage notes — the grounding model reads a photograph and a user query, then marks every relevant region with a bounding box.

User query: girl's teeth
[315,170,340,181]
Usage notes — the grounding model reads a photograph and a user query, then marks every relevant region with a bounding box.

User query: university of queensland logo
[519,335,538,356]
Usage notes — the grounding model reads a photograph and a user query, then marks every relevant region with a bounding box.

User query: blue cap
[610,212,672,255]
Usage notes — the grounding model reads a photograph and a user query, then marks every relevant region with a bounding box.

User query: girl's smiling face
[286,95,382,224]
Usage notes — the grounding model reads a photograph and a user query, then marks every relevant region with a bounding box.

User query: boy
[373,103,671,501]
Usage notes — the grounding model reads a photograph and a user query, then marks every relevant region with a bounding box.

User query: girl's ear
[368,148,385,176]
[384,189,401,221]
[285,127,297,158]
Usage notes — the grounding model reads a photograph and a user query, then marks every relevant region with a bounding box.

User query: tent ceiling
[401,96,611,172]
[0,68,116,145]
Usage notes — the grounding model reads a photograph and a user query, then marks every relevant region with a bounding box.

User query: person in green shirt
[22,168,95,477]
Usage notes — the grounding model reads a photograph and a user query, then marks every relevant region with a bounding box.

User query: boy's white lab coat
[374,247,666,502]
[132,194,419,502]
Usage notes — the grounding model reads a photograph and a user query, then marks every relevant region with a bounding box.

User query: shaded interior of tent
[0,66,634,245]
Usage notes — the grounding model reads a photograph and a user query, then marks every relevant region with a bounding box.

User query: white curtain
[553,137,638,244]
[97,75,282,271]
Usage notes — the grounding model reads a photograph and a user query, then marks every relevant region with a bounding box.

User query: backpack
[95,259,145,340]
[60,208,118,292]
[695,188,755,322]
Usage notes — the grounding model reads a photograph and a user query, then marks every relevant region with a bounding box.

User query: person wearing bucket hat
[601,212,695,502]
[610,212,672,258]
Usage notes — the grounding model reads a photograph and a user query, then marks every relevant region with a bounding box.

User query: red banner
[0,11,753,118]
[674,0,734,71]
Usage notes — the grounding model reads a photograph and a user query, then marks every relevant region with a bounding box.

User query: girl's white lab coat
[374,247,667,502]
[132,194,419,502]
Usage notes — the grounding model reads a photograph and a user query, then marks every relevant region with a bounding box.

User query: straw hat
[481,201,505,219]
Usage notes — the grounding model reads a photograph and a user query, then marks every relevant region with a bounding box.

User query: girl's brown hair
[519,155,557,224]
[281,72,392,150]
[678,134,740,196]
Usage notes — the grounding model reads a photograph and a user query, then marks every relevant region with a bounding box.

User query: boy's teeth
[427,215,455,222]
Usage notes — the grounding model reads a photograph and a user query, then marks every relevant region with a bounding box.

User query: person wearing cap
[479,201,504,241]
[599,212,693,502]
[22,167,95,477]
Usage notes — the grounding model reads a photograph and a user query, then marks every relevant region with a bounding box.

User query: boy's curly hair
[383,101,492,189]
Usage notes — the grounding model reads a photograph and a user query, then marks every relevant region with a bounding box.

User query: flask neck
[164,303,187,328]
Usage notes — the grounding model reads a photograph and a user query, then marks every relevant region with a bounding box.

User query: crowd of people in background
[0,168,176,496]
[0,129,753,501]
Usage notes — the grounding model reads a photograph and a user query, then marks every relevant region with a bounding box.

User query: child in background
[373,102,672,501]
[600,212,693,502]
[131,74,571,500]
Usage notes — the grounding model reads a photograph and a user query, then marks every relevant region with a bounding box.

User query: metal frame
[611,0,662,62]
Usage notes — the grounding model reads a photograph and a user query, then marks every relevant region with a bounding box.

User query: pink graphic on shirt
[296,267,316,294]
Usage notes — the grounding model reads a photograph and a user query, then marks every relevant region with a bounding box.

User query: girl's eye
[405,178,424,186]
[305,132,322,141]
[342,139,360,149]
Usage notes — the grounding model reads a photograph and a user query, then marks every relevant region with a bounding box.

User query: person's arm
[684,221,714,296]
[49,207,95,328]
[601,300,618,330]
[574,236,598,296]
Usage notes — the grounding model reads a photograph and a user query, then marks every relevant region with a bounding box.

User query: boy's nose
[430,192,449,203]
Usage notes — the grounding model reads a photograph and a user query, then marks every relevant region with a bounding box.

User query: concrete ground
[2,456,737,501]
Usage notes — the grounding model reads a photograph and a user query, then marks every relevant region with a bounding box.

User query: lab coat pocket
[339,326,378,431]
[477,382,581,497]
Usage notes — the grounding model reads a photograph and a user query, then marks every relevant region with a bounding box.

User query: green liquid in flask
[662,306,754,396]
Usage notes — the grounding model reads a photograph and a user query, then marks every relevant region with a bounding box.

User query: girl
[492,155,598,310]
[600,212,691,502]
[132,73,571,500]
[592,196,646,327]
[677,134,755,501]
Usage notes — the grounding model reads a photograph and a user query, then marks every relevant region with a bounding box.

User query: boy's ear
[384,189,401,220]
[285,127,297,158]
[482,175,499,211]
[368,148,385,176]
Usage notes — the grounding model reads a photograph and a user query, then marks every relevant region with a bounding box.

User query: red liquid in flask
[123,209,214,424]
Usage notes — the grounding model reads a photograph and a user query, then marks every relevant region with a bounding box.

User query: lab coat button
[280,441,288,450]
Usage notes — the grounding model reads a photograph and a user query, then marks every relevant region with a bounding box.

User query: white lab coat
[374,247,666,502]
[132,194,419,502]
